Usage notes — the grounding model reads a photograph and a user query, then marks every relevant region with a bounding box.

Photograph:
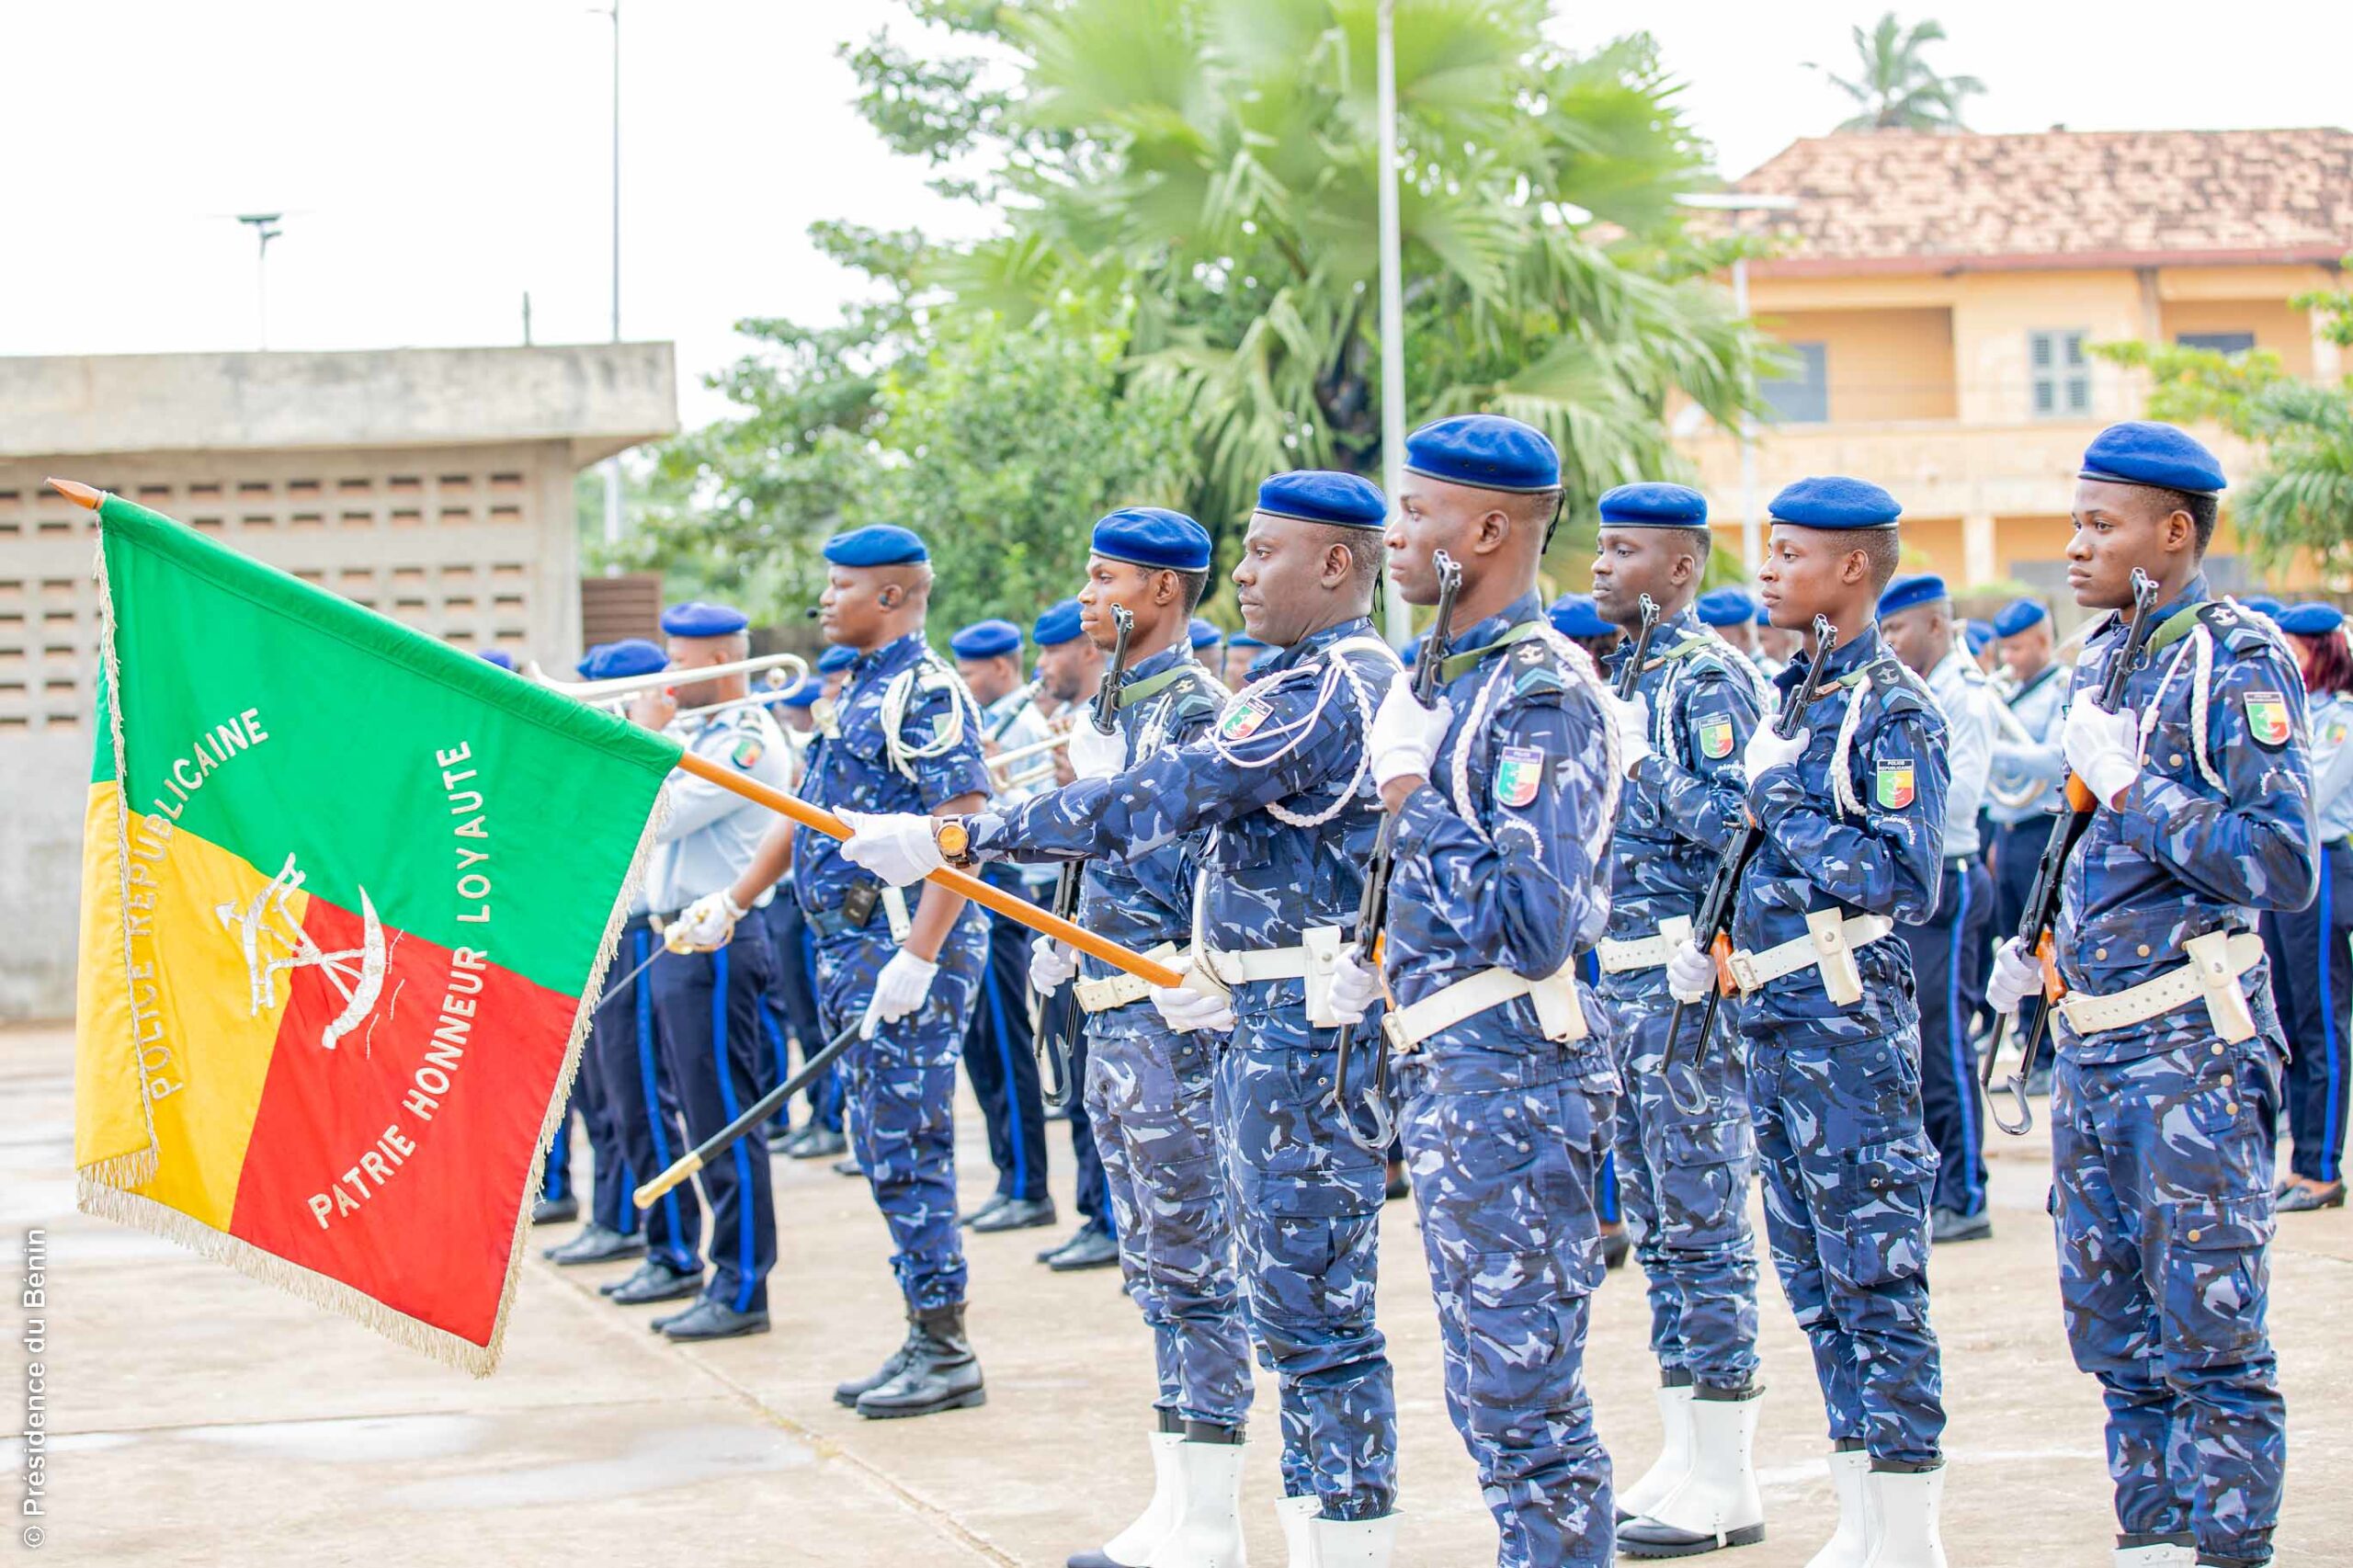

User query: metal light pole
[598,2,623,550]
[235,213,283,350]
[1675,192,1798,575]
[1375,0,1411,646]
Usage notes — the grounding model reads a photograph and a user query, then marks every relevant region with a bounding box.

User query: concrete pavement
[4,1017,2347,1565]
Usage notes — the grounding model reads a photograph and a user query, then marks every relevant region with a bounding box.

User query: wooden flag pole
[676,744,1182,989]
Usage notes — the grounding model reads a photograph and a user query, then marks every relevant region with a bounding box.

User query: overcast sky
[5,1,2347,430]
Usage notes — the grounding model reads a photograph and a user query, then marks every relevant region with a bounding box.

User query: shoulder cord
[1444,624,1621,858]
[1207,639,1398,829]
[880,653,983,781]
[2136,626,2223,790]
[1826,676,1870,820]
[1654,637,1770,759]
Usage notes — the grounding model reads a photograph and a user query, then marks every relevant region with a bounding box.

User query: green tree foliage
[1807,14,1984,132]
[2095,266,2353,574]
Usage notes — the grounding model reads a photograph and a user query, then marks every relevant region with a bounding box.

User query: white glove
[1368,679,1455,790]
[1029,936,1079,996]
[860,948,940,1038]
[665,891,744,954]
[1665,938,1717,1006]
[836,809,945,888]
[1986,937,2043,1016]
[1604,691,1652,777]
[2063,700,2141,808]
[1327,942,1381,1027]
[1742,723,1808,780]
[1068,719,1125,780]
[1152,976,1237,1035]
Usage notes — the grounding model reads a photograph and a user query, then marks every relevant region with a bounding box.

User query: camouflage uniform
[1596,606,1767,1392]
[1380,597,1622,1567]
[2049,580,2313,1564]
[969,617,1403,1519]
[1069,642,1253,1426]
[1737,624,1949,1466]
[795,631,992,1312]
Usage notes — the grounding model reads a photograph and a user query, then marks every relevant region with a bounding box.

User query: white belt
[1597,915,1695,975]
[1200,945,1308,985]
[1198,925,1348,1028]
[1074,943,1184,1016]
[2056,930,2262,1043]
[1382,964,1587,1052]
[1727,911,1893,1006]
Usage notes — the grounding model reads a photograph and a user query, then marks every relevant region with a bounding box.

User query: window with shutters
[2029,329,2090,418]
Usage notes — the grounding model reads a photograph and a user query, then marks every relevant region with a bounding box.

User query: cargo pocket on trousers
[2161,1194,2273,1368]
[1818,1133,1934,1291]
[1461,1247,1582,1439]
[1661,1113,1756,1246]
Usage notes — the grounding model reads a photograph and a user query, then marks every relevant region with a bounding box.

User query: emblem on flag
[1494,745,1545,807]
[2245,690,2291,748]
[1220,696,1273,742]
[1876,759,1916,810]
[1698,717,1734,760]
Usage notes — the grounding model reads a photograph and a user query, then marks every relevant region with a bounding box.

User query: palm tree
[933,0,1765,555]
[1809,13,1984,132]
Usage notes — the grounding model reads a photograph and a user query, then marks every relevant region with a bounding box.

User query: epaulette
[2199,600,2289,659]
[1503,633,1571,701]
[1168,666,1227,722]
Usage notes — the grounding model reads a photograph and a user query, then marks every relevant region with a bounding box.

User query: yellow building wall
[2160,297,2317,378]
[1949,270,2152,425]
[1897,516,1964,578]
[1756,307,1958,423]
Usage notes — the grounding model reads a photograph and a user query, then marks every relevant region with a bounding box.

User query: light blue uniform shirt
[1986,661,2069,826]
[2309,689,2353,845]
[646,704,792,912]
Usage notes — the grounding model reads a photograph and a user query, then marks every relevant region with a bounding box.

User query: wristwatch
[933,817,973,867]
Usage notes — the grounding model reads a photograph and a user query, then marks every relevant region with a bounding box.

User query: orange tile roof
[1726,127,2353,277]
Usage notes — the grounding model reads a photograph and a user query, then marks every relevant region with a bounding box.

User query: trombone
[985,728,1073,776]
[521,650,813,704]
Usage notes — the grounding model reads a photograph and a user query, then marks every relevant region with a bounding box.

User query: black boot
[835,1316,924,1408]
[855,1303,985,1419]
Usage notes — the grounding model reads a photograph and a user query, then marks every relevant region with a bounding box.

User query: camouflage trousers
[1085,1001,1254,1428]
[1746,1023,1947,1465]
[813,909,988,1312]
[2051,1024,2286,1563]
[1596,979,1762,1391]
[1398,1036,1620,1568]
[1216,979,1396,1519]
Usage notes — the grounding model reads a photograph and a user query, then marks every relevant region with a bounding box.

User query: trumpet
[984,727,1074,775]
[523,650,813,704]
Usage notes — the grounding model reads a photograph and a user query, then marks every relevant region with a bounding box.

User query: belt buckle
[1726,951,1761,994]
[1381,1013,1413,1054]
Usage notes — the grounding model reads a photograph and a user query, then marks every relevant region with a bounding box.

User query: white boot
[1618,1388,1766,1556]
[1305,1513,1398,1568]
[1617,1381,1698,1521]
[1802,1449,1873,1568]
[1276,1494,1321,1568]
[1148,1440,1248,1568]
[1859,1465,1945,1568]
[1071,1430,1184,1568]
[2112,1542,2197,1567]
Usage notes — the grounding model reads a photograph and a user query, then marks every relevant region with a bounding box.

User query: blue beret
[1597,482,1708,528]
[1094,506,1212,573]
[1964,621,1995,654]
[816,643,858,674]
[1696,587,1756,628]
[2279,602,2343,636]
[2241,596,2284,619]
[586,638,668,681]
[1992,598,2048,638]
[1769,475,1901,529]
[1548,594,1613,639]
[1404,415,1561,494]
[1226,631,1268,650]
[476,648,517,672]
[1033,598,1085,648]
[1189,618,1222,650]
[822,524,930,567]
[661,600,749,638]
[1256,470,1388,529]
[1876,574,1949,619]
[2080,421,2226,494]
[949,619,1023,660]
[775,676,823,709]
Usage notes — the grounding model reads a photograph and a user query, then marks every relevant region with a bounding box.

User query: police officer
[1022,507,1255,1568]
[1879,575,1997,1245]
[1221,631,1270,690]
[949,617,1060,1234]
[1665,477,1952,1567]
[1987,423,2312,1568]
[2268,602,2353,1212]
[1326,415,1623,1567]
[627,604,792,1342]
[1696,587,1759,656]
[759,676,848,1159]
[1586,482,1770,1557]
[1985,598,2070,1016]
[838,472,1406,1562]
[1188,617,1223,659]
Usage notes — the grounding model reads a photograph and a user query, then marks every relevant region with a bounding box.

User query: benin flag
[74,491,679,1373]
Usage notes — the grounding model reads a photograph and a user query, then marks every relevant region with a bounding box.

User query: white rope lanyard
[879,653,983,781]
[1444,624,1620,855]
[1208,637,1395,829]
[2137,627,2222,790]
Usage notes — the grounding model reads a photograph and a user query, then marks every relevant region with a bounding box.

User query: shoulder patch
[1875,757,1916,810]
[1220,695,1275,742]
[2244,689,2292,749]
[1494,744,1546,807]
[1695,712,1736,759]
[731,733,766,770]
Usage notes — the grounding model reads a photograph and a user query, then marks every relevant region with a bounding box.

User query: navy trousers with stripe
[652,924,779,1312]
[757,895,843,1134]
[1902,858,1993,1219]
[590,926,699,1269]
[964,869,1052,1204]
[542,1045,636,1236]
[2267,841,2353,1184]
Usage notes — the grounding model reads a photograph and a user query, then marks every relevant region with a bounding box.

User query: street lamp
[1374,0,1411,645]
[1676,192,1799,575]
[235,213,284,351]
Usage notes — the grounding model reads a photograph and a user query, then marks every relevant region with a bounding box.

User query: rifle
[1982,567,2160,1135]
[1615,594,1663,702]
[1659,614,1838,1116]
[1037,604,1134,1110]
[635,1016,864,1209]
[1332,551,1462,1154]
